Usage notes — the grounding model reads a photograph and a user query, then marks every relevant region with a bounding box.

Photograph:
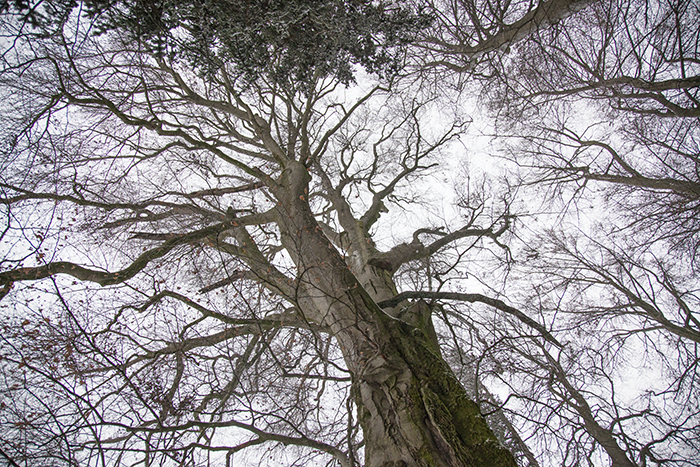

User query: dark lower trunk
[352,310,519,467]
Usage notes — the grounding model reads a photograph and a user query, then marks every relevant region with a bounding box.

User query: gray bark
[273,161,518,467]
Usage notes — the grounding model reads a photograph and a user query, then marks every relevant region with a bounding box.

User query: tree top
[4,0,431,89]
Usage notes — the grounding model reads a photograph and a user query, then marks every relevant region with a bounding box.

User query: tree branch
[370,217,512,272]
[378,291,562,347]
[0,212,275,290]
[423,0,594,65]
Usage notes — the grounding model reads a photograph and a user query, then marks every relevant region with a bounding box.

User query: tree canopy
[0,1,698,466]
[3,0,431,87]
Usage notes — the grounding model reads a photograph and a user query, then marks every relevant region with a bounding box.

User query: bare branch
[378,291,561,347]
[370,216,513,272]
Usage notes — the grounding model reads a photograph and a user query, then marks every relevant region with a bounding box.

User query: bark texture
[273,161,518,467]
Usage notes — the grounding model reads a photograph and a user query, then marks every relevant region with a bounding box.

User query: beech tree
[1,0,698,466]
[0,1,533,466]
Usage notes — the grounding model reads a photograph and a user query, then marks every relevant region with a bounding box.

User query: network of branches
[0,1,698,466]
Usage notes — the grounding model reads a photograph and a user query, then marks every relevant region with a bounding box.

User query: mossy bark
[273,161,518,467]
[353,294,518,467]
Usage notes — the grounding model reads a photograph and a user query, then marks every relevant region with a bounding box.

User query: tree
[2,0,699,466]
[481,230,700,466]
[482,0,700,262]
[0,1,537,466]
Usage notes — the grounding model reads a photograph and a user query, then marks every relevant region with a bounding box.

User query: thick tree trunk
[350,311,519,467]
[273,162,518,467]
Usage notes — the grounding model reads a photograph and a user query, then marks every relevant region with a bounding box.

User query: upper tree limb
[367,214,513,273]
[0,209,293,295]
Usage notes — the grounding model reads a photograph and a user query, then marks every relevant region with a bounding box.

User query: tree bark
[272,161,518,467]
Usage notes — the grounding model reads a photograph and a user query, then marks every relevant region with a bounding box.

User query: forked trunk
[273,163,518,467]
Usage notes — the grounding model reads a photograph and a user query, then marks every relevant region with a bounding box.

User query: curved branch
[423,0,594,64]
[128,418,352,467]
[528,74,700,98]
[378,291,562,347]
[0,212,275,289]
[583,172,700,197]
[370,217,512,272]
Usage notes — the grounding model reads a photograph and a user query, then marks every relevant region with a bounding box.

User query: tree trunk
[273,162,518,467]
